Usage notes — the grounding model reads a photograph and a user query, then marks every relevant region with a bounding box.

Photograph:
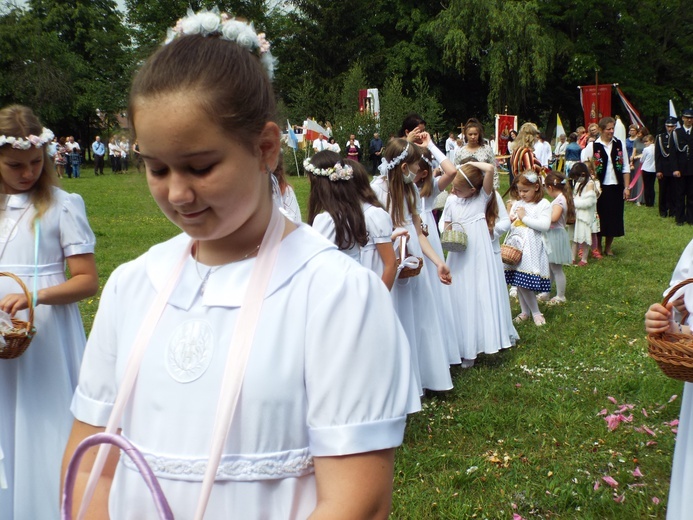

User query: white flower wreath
[165,8,276,80]
[303,159,354,182]
[0,128,54,150]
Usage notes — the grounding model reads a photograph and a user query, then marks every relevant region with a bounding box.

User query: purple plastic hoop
[61,432,174,519]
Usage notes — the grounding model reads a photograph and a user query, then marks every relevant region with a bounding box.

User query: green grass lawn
[66,168,688,519]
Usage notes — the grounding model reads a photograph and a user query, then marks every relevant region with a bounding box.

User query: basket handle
[662,278,693,324]
[443,222,464,232]
[61,433,173,520]
[0,272,34,331]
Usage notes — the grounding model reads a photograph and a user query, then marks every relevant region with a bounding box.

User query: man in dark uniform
[673,108,693,223]
[369,132,383,176]
[655,116,679,220]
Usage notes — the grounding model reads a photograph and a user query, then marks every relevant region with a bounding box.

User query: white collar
[145,224,336,310]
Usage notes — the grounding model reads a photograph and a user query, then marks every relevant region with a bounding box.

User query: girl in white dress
[443,162,515,365]
[63,10,419,520]
[307,150,397,289]
[539,171,574,305]
[569,162,598,266]
[0,105,98,520]
[416,148,460,365]
[645,239,693,519]
[371,136,453,394]
[504,172,552,326]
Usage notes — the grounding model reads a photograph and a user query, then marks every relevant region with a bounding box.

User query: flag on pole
[286,121,298,150]
[302,119,328,142]
[615,87,644,128]
[670,100,681,129]
[555,114,566,142]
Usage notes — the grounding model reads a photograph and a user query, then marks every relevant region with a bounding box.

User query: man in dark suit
[674,108,693,224]
[655,116,679,220]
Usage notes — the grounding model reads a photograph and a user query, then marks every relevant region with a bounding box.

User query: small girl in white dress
[0,105,98,520]
[443,162,515,365]
[570,162,598,266]
[307,150,397,289]
[371,136,453,393]
[539,170,574,305]
[416,147,460,365]
[504,172,552,326]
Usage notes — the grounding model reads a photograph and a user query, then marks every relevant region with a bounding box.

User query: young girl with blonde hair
[443,161,515,365]
[0,105,98,519]
[504,172,551,326]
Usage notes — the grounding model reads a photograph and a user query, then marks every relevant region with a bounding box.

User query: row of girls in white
[306,127,522,392]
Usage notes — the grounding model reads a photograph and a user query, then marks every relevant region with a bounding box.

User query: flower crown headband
[0,128,54,150]
[165,8,276,80]
[521,172,539,184]
[303,158,353,182]
[378,143,410,176]
[420,154,434,170]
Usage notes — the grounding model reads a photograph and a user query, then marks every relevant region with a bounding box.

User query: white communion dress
[71,225,420,519]
[0,188,95,520]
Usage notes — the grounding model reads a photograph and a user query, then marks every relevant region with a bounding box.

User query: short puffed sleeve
[58,192,96,257]
[304,260,420,456]
[70,263,125,426]
[311,212,337,245]
[364,206,393,244]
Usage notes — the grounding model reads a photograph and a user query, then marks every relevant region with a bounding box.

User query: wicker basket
[441,223,467,252]
[647,278,693,382]
[397,236,423,279]
[0,272,36,360]
[501,232,523,266]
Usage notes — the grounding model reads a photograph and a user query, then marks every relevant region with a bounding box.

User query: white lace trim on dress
[121,446,315,482]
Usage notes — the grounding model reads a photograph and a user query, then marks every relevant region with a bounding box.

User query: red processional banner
[495,114,517,156]
[580,85,612,125]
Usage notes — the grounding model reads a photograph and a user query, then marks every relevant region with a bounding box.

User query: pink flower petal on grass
[594,480,601,491]
[670,395,679,403]
[605,415,622,431]
[642,408,649,417]
[598,408,608,416]
[614,493,625,503]
[652,496,660,504]
[643,426,657,437]
[667,419,680,427]
[646,440,658,446]
[608,396,619,404]
[513,515,524,520]
[632,467,643,478]
[602,476,619,488]
[672,428,678,434]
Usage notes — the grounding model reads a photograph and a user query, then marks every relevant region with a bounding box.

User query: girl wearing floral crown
[415,148,461,365]
[307,150,398,289]
[371,134,454,393]
[63,9,419,520]
[0,105,98,519]
[504,171,552,326]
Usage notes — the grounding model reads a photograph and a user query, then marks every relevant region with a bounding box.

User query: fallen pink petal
[672,428,678,434]
[614,493,625,503]
[642,408,649,417]
[608,396,618,404]
[513,514,524,520]
[653,497,660,504]
[602,476,619,488]
[643,426,657,436]
[594,480,600,491]
[598,408,608,416]
[632,467,643,478]
[669,395,679,403]
[646,441,658,446]
[605,415,622,431]
[667,419,680,427]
